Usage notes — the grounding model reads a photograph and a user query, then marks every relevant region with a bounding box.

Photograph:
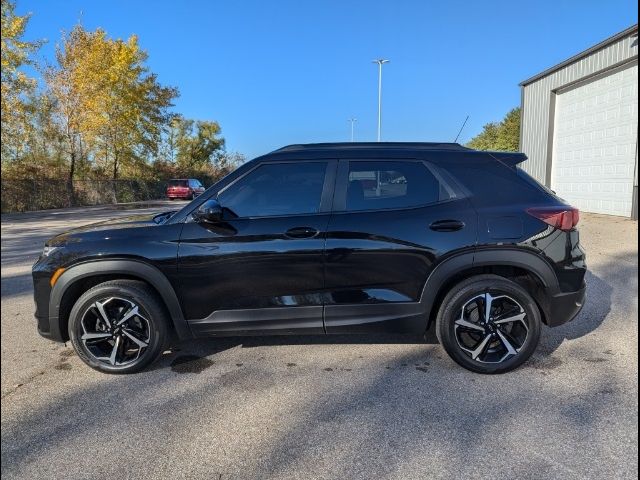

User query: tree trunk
[112,152,119,203]
[68,150,76,207]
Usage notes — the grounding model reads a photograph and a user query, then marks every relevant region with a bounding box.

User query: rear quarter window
[437,155,548,204]
[516,168,556,195]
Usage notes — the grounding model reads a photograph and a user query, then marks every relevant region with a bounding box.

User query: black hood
[67,213,159,232]
[47,212,169,247]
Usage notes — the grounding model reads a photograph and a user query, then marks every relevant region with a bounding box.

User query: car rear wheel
[68,280,168,374]
[436,274,541,374]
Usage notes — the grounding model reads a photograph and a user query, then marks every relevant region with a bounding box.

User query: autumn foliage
[1,0,242,210]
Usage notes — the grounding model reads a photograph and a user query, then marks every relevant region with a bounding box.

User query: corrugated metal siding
[520,29,638,184]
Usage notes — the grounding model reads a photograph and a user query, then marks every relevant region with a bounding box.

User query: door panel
[177,160,335,335]
[323,201,476,300]
[324,159,477,333]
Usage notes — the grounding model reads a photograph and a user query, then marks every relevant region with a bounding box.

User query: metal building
[519,24,638,218]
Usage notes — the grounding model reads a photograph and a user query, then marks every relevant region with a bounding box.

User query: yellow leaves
[1,0,42,161]
[2,5,186,184]
[1,0,41,77]
[45,23,178,179]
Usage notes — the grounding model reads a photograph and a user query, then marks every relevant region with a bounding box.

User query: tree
[163,116,225,171]
[0,5,236,212]
[45,25,178,199]
[1,0,41,161]
[44,26,93,195]
[98,36,178,183]
[467,107,521,152]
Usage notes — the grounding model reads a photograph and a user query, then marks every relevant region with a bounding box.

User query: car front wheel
[68,280,168,374]
[436,274,542,374]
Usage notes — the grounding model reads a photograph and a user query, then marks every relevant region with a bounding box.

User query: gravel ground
[1,206,637,480]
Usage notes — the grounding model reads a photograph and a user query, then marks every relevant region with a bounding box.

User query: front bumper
[545,282,587,327]
[33,271,58,340]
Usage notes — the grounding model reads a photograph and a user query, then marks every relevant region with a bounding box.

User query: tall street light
[348,117,357,142]
[372,59,389,142]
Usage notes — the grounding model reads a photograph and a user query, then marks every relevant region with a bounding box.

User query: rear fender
[420,247,559,329]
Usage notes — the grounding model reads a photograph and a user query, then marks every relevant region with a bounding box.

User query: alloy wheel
[79,297,151,367]
[454,292,529,364]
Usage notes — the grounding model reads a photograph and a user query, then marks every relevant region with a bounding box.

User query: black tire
[436,274,541,374]
[68,280,168,374]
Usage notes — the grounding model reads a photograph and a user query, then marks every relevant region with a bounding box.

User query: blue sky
[19,0,638,159]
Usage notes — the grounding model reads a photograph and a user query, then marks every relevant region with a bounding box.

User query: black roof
[265,142,527,166]
[274,142,472,153]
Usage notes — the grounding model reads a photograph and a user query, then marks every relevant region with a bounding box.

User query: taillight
[527,206,580,231]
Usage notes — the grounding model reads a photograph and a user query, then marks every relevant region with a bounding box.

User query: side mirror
[194,199,223,223]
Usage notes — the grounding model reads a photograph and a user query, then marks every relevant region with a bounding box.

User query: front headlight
[42,245,59,256]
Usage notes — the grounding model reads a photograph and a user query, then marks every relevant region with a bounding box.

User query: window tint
[168,179,188,187]
[516,167,556,195]
[346,161,453,211]
[218,162,327,217]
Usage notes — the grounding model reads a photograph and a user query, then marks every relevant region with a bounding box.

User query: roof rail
[273,142,472,153]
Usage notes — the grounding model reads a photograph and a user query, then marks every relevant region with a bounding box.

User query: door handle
[429,220,465,232]
[284,226,320,239]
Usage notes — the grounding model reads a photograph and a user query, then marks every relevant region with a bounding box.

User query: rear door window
[343,161,456,211]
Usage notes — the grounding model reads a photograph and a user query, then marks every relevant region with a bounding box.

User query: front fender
[49,259,192,341]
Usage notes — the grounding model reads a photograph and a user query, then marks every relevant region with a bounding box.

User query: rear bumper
[167,191,201,199]
[545,282,586,327]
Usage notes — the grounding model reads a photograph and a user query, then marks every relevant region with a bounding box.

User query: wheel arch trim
[419,247,559,329]
[49,259,192,341]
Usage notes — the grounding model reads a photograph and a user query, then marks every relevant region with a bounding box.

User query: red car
[166,179,205,200]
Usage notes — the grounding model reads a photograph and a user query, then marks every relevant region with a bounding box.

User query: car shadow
[2,327,626,479]
[536,252,635,359]
[154,333,430,373]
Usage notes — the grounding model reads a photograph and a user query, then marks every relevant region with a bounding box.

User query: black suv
[32,143,586,374]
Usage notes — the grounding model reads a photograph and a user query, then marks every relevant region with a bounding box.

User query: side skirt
[187,302,427,337]
[188,302,425,337]
[188,306,325,337]
[323,303,427,334]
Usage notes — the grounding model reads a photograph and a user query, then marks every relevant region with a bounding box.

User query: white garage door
[551,62,638,216]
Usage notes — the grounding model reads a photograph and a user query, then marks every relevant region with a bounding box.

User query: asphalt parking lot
[1,204,638,480]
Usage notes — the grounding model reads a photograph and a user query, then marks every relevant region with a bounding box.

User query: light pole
[348,117,357,142]
[372,59,389,142]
